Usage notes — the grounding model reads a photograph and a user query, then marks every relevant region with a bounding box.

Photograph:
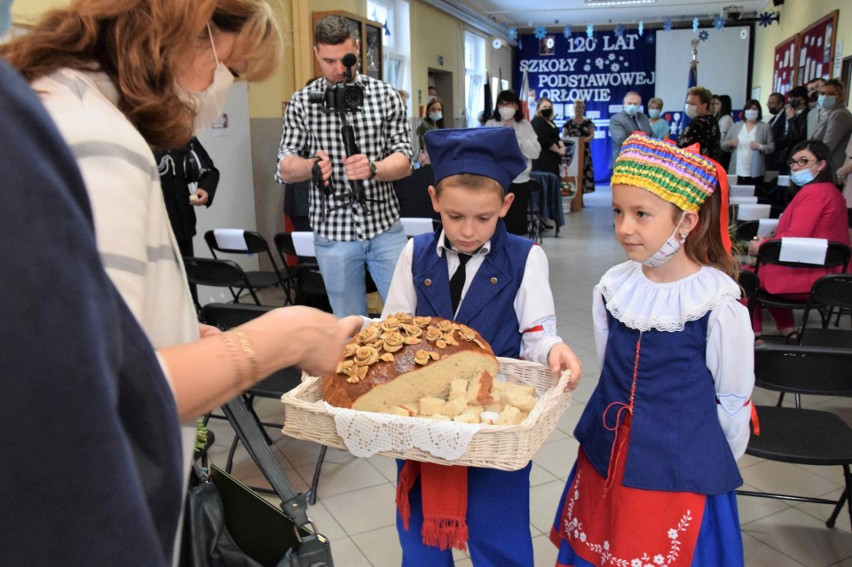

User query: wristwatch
[368,161,378,180]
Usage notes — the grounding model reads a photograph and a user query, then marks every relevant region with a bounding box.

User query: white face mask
[744,109,759,121]
[684,104,698,119]
[429,111,443,122]
[499,106,517,121]
[177,24,235,133]
[642,212,688,268]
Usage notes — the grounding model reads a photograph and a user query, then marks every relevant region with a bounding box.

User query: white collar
[435,229,491,258]
[598,261,741,332]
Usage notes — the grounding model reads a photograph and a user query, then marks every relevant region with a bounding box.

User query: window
[367,0,410,100]
[464,31,486,128]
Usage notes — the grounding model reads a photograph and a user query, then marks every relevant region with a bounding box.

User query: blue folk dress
[550,261,754,567]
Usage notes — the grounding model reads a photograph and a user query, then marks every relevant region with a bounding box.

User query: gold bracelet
[221,332,246,387]
[231,330,259,387]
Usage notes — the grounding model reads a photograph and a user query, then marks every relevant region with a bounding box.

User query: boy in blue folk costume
[380,127,583,566]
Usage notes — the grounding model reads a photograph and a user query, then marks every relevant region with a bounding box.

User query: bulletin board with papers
[796,11,838,83]
[773,35,799,95]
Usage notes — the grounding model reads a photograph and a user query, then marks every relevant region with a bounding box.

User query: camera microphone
[342,53,357,70]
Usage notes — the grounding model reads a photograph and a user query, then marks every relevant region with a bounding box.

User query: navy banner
[516,31,657,183]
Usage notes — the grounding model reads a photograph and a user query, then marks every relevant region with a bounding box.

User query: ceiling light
[585,0,656,6]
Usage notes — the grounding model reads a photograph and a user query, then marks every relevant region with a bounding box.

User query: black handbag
[181,396,333,567]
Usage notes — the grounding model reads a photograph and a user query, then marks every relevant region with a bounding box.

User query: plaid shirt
[276,74,412,241]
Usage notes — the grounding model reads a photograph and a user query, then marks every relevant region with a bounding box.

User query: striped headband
[611,134,719,212]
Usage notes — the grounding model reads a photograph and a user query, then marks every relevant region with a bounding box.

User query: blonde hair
[535,96,553,117]
[0,0,281,150]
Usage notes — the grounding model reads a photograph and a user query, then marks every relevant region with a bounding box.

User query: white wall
[655,26,751,110]
[193,82,261,305]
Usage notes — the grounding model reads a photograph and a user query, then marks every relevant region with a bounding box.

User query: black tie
[631,115,640,131]
[450,253,471,314]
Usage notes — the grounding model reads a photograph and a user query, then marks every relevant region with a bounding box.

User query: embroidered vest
[411,221,532,357]
[574,309,744,495]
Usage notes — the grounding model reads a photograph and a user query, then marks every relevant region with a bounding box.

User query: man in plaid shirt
[276,15,413,316]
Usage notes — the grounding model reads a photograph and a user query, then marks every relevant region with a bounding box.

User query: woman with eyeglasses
[746,140,850,342]
[721,99,775,195]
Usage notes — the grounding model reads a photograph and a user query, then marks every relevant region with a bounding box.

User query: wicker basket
[280,357,573,471]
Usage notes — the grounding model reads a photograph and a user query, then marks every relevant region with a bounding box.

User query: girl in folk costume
[550,134,755,567]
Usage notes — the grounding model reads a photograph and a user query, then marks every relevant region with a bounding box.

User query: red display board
[796,11,838,83]
[773,35,798,94]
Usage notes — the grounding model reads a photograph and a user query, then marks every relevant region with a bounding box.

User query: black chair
[798,274,852,348]
[736,344,852,529]
[273,233,333,313]
[738,269,760,301]
[734,220,759,243]
[183,257,262,312]
[204,229,292,304]
[198,302,328,504]
[748,239,851,340]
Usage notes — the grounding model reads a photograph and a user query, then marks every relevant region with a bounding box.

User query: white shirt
[381,232,563,364]
[734,123,757,177]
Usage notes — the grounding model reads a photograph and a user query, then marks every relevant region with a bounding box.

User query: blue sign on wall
[515,31,657,183]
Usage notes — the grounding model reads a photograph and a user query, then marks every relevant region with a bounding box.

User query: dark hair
[788,86,808,100]
[424,97,445,128]
[768,92,785,104]
[715,94,732,118]
[494,89,525,122]
[744,99,763,121]
[788,139,836,187]
[314,14,356,46]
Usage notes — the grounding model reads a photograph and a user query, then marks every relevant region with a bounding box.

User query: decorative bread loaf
[321,314,499,414]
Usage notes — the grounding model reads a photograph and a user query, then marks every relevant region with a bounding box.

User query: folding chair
[736,344,852,529]
[798,274,852,348]
[273,233,333,313]
[198,302,328,504]
[204,229,292,304]
[734,220,759,243]
[527,179,543,244]
[749,239,851,340]
[183,257,262,312]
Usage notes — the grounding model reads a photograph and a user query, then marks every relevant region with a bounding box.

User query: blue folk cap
[424,127,526,191]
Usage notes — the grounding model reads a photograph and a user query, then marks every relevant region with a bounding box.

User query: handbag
[181,396,333,567]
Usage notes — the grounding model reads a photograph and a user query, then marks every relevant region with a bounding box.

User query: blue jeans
[313,221,407,316]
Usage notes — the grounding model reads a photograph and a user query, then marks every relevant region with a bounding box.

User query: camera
[309,52,364,113]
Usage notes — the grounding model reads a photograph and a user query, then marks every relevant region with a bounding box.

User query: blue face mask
[790,167,815,186]
[648,108,661,119]
[817,95,836,110]
[624,104,639,116]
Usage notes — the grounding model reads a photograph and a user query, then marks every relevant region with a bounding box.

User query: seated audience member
[678,86,720,160]
[812,79,852,171]
[416,97,445,162]
[746,140,850,341]
[722,99,775,194]
[837,137,852,218]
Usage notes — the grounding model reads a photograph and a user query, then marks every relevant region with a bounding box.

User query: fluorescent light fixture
[585,0,656,6]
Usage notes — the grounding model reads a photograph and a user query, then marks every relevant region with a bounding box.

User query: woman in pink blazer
[748,140,850,339]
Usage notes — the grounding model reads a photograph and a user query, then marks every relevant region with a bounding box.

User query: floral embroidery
[561,468,694,566]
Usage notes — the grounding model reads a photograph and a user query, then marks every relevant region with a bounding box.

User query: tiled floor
[206,187,852,566]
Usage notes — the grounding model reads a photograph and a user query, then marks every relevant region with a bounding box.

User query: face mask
[177,25,235,133]
[623,104,639,116]
[790,167,815,186]
[642,212,688,268]
[428,111,442,122]
[540,108,553,119]
[499,107,516,121]
[648,108,661,119]
[684,104,698,119]
[744,109,759,121]
[817,95,836,110]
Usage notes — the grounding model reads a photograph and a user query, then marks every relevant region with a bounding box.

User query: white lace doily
[324,402,480,460]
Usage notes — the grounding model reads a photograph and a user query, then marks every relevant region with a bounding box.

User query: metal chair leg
[307,445,328,505]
